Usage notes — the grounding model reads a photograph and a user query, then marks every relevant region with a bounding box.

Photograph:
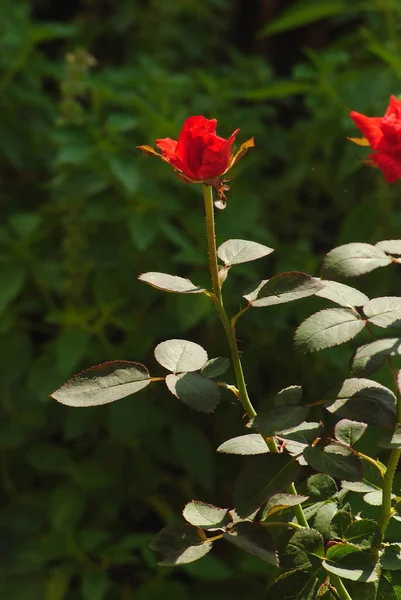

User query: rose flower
[138,115,254,207]
[350,95,401,183]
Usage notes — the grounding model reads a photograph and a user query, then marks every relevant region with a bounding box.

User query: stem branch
[203,185,256,419]
[378,448,401,540]
[202,184,310,531]
[329,574,352,600]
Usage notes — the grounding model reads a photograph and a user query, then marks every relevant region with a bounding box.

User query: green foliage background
[2,0,401,597]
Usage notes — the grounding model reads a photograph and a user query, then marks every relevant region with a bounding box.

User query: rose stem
[202,184,309,529]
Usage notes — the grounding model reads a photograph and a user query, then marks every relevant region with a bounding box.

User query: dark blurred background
[1,0,401,598]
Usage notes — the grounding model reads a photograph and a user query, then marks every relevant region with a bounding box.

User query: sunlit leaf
[376,240,401,255]
[217,239,274,266]
[217,434,269,455]
[334,419,367,446]
[154,339,208,373]
[262,493,309,519]
[138,272,205,294]
[294,308,365,353]
[183,502,229,529]
[51,361,151,407]
[323,544,380,582]
[245,272,324,307]
[316,280,369,308]
[322,243,392,277]
[363,297,401,328]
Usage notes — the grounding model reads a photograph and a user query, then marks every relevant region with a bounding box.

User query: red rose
[350,95,401,183]
[156,116,239,182]
[138,116,254,204]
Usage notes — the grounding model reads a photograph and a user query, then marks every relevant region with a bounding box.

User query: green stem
[202,184,309,530]
[203,184,256,419]
[329,573,352,600]
[377,348,401,542]
[378,448,401,540]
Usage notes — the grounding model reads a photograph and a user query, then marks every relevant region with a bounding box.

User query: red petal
[349,111,383,150]
[370,151,401,183]
[197,131,238,180]
[156,137,177,160]
[179,116,217,137]
[385,95,401,119]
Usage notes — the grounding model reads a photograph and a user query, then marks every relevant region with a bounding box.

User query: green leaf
[81,572,111,600]
[316,280,369,308]
[323,545,380,582]
[351,338,401,376]
[280,422,323,444]
[234,454,300,517]
[312,502,338,540]
[294,308,365,353]
[26,443,72,472]
[154,339,208,373]
[50,484,85,533]
[217,433,269,455]
[217,239,274,266]
[254,404,309,437]
[363,491,385,506]
[150,524,212,566]
[325,378,397,428]
[259,0,350,37]
[265,570,322,600]
[322,243,392,277]
[376,575,398,600]
[334,419,367,446]
[138,272,205,293]
[172,424,215,493]
[108,157,139,194]
[262,493,309,519]
[378,424,401,449]
[245,272,324,307]
[330,508,353,539]
[381,544,401,570]
[348,581,380,600]
[165,373,220,413]
[0,263,25,313]
[376,240,401,255]
[287,528,325,558]
[363,297,401,328]
[182,502,229,529]
[56,327,90,376]
[279,422,323,463]
[299,473,338,502]
[341,481,378,494]
[51,361,151,407]
[344,520,379,549]
[275,385,303,406]
[201,357,230,378]
[303,443,363,481]
[223,522,278,565]
[238,81,311,101]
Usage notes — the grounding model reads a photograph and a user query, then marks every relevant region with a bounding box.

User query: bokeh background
[2,0,401,598]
